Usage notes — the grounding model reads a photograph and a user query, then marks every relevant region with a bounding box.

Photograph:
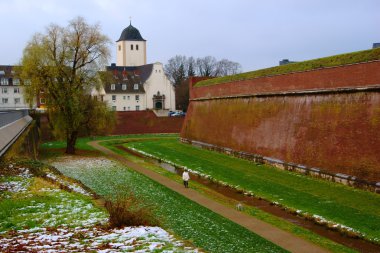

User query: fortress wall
[181,62,380,182]
[191,61,380,99]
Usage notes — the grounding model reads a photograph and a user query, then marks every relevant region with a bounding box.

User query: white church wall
[143,62,175,111]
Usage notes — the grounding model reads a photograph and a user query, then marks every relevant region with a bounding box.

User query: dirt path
[89,141,329,253]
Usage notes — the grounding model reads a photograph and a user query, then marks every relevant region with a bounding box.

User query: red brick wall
[191,61,380,98]
[113,111,184,135]
[181,62,380,181]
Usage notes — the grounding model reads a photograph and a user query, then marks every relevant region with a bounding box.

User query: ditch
[119,145,380,253]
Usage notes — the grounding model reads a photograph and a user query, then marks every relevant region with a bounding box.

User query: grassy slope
[0,176,107,232]
[54,154,286,253]
[124,138,380,243]
[102,140,356,253]
[195,48,380,87]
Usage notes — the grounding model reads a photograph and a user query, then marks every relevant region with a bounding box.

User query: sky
[0,0,379,72]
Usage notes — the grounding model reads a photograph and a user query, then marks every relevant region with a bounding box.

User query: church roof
[117,23,146,42]
[103,64,154,94]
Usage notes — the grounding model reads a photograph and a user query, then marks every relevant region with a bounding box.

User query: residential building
[0,65,36,110]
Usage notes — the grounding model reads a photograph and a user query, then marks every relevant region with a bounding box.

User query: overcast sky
[0,0,379,71]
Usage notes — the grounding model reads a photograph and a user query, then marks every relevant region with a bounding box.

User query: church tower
[116,22,147,66]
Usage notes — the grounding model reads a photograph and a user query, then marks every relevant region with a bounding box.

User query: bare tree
[164,55,188,86]
[196,56,218,77]
[215,59,242,76]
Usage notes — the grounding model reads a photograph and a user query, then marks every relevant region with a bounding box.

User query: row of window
[112,105,140,111]
[112,94,140,101]
[1,98,22,104]
[110,83,139,91]
[0,78,23,86]
[1,87,20,94]
[118,44,140,51]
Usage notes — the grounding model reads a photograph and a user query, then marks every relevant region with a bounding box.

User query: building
[279,59,297,66]
[0,65,36,110]
[373,43,380,49]
[101,23,175,112]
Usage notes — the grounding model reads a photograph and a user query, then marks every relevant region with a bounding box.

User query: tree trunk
[65,130,78,154]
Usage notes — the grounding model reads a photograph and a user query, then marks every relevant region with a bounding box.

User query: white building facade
[0,66,36,110]
[103,23,175,112]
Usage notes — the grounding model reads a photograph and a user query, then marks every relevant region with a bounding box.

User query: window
[40,98,46,104]
[136,105,140,111]
[0,70,5,75]
[2,87,7,93]
[13,78,20,85]
[2,98,8,104]
[127,95,130,100]
[134,84,138,90]
[112,106,116,111]
[122,84,127,90]
[14,88,20,94]
[131,44,133,50]
[128,106,130,110]
[136,44,139,50]
[112,95,116,101]
[14,98,21,104]
[123,106,126,111]
[135,95,139,101]
[118,45,121,51]
[1,78,8,85]
[111,84,115,90]
[123,96,126,100]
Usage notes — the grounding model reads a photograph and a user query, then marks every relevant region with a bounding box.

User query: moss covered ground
[195,48,380,87]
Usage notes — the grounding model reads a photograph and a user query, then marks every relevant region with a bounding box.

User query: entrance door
[155,101,162,109]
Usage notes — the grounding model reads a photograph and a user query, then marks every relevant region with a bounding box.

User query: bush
[105,189,160,228]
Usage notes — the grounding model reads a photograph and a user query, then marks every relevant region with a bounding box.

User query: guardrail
[0,109,29,128]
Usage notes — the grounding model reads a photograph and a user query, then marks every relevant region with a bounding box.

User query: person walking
[182,169,190,188]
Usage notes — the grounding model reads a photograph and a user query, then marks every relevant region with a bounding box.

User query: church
[99,23,175,112]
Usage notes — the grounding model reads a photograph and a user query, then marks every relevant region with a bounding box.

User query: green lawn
[124,138,380,243]
[40,133,178,151]
[101,139,356,253]
[52,156,287,253]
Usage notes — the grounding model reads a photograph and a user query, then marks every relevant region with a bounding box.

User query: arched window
[136,44,139,50]
[131,44,133,50]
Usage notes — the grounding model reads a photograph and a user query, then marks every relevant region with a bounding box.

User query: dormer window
[134,84,138,90]
[111,84,116,90]
[13,78,20,85]
[122,84,127,90]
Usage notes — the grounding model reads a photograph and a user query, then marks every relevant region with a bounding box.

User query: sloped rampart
[181,61,380,182]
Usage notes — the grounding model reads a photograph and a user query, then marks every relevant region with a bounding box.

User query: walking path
[89,141,329,253]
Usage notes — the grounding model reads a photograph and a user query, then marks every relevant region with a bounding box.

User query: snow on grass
[51,155,286,253]
[0,164,108,232]
[0,167,32,198]
[45,172,91,196]
[0,226,200,252]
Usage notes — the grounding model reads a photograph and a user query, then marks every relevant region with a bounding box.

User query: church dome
[117,24,146,42]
